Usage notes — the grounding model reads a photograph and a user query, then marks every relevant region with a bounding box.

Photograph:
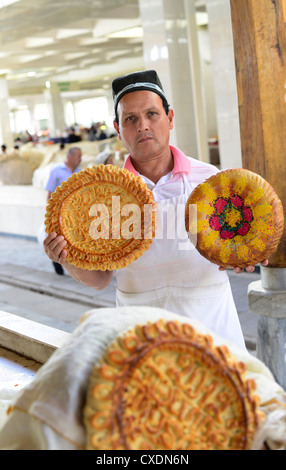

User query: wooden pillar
[230,0,286,267]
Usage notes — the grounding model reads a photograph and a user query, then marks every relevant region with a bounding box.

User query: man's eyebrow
[122,107,160,115]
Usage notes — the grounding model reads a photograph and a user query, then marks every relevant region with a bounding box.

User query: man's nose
[137,116,149,132]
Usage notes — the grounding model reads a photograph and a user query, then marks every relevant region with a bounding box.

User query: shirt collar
[124,145,191,176]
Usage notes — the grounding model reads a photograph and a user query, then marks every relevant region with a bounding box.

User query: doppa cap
[112,70,169,116]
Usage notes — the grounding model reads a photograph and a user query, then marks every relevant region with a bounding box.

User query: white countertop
[0,346,41,428]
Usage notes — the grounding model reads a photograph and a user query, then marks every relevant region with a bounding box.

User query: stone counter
[0,311,70,430]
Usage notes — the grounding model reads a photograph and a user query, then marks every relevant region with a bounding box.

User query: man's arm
[43,232,113,289]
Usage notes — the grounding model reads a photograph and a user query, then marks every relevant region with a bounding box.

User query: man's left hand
[219,259,268,274]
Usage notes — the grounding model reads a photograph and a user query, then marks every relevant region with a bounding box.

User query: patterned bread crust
[84,320,265,450]
[44,164,156,270]
[185,168,284,268]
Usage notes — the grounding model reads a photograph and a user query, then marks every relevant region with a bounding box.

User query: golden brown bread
[44,164,156,270]
[83,319,265,450]
[185,168,284,268]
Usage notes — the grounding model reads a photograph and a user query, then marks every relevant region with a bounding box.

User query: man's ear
[113,120,121,140]
[168,109,174,130]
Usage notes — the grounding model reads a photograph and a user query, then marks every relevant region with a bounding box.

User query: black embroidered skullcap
[112,70,169,116]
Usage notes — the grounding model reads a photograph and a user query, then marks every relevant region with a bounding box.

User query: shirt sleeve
[45,168,59,193]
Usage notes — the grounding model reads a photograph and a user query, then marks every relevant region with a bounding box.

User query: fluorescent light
[0,0,21,8]
[56,29,89,40]
[80,37,108,46]
[107,26,143,39]
[26,37,55,48]
[19,54,42,63]
[196,12,208,26]
[65,52,88,61]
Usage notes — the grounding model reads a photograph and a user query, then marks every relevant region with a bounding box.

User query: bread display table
[0,307,285,450]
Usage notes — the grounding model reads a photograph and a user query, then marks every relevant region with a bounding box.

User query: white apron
[116,174,246,350]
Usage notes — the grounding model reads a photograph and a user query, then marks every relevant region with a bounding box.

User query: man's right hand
[44,232,68,265]
[43,231,113,290]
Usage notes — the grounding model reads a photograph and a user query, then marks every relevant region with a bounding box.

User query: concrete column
[0,75,13,147]
[248,267,286,389]
[184,0,209,163]
[105,91,115,127]
[26,98,37,136]
[206,0,242,168]
[138,0,208,161]
[44,82,66,138]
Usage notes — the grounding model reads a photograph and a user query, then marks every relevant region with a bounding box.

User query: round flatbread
[44,164,156,270]
[185,168,284,268]
[83,319,264,450]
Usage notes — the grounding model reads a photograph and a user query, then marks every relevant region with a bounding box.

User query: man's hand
[44,232,68,265]
[43,231,113,290]
[219,259,268,274]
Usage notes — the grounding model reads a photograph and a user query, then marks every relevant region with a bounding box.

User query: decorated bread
[84,319,264,450]
[185,168,284,268]
[44,164,156,270]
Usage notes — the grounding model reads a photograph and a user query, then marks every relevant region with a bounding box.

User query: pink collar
[124,145,191,176]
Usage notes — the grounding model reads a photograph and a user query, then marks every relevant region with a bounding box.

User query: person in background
[45,146,82,274]
[1,145,6,154]
[68,127,81,143]
[59,141,65,151]
[89,123,99,141]
[94,149,114,165]
[13,145,20,156]
[98,127,107,140]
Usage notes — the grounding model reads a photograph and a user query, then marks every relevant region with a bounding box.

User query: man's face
[69,150,82,168]
[113,90,174,162]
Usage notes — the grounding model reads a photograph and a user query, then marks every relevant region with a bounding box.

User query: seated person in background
[98,128,107,140]
[68,127,81,143]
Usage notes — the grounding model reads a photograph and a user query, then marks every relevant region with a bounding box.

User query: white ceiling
[0,0,206,100]
[0,0,145,98]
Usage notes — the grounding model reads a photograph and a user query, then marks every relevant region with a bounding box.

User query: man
[45,146,82,274]
[46,146,82,199]
[44,70,267,349]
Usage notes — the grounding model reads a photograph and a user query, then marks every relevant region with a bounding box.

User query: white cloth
[37,222,47,251]
[0,307,285,450]
[116,164,246,350]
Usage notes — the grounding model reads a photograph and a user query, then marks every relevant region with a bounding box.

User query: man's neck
[131,149,174,184]
[65,161,75,172]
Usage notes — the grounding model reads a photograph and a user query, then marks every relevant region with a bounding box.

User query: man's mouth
[137,135,153,143]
